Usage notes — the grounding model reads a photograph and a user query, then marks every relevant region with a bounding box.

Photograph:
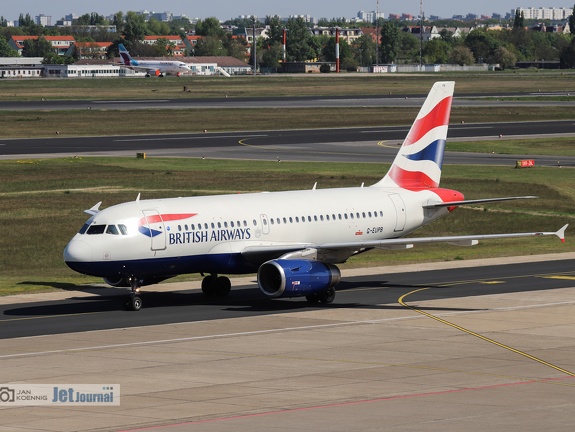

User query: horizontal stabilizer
[84,201,102,216]
[423,196,538,209]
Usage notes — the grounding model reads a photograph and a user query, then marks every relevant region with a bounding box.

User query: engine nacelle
[257,259,341,298]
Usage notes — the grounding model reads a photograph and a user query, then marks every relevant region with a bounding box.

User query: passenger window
[106,225,119,235]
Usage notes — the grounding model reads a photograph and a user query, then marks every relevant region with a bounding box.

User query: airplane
[117,43,191,77]
[63,81,568,311]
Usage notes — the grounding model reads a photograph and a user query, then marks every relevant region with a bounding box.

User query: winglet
[84,201,102,216]
[556,224,568,243]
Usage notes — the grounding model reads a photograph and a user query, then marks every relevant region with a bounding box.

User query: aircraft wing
[423,195,538,209]
[241,224,567,262]
[318,224,567,249]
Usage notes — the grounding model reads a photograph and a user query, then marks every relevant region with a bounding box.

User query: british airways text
[169,228,251,245]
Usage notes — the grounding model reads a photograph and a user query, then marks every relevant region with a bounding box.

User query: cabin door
[389,194,406,232]
[141,210,167,251]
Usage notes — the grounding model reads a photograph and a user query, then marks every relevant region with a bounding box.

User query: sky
[3,0,575,22]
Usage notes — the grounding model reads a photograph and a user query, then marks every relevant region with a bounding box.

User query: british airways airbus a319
[64,82,568,311]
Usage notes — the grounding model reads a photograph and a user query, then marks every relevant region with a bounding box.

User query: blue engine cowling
[257,259,341,298]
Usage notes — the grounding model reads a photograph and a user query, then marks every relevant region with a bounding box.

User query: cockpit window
[106,225,119,235]
[79,223,90,234]
[118,224,128,235]
[86,224,106,235]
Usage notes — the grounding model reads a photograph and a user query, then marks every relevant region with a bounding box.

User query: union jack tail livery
[375,81,454,190]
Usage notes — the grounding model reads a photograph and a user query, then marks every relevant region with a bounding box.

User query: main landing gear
[305,287,336,305]
[125,276,143,311]
[201,274,231,298]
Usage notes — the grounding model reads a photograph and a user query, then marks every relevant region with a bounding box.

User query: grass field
[1,73,574,296]
[2,106,575,138]
[2,71,575,101]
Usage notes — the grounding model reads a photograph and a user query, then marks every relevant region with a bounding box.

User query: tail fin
[373,81,454,190]
[118,43,136,66]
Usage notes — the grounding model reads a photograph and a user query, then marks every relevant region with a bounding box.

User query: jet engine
[257,259,341,298]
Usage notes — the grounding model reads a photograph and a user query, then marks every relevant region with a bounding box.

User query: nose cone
[63,239,93,272]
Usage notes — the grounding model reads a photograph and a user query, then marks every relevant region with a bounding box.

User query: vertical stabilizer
[118,44,137,66]
[373,81,454,190]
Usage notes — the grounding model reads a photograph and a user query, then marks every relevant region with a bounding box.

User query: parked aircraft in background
[64,82,567,311]
[117,43,190,77]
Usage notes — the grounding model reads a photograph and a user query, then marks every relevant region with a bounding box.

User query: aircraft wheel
[214,276,231,297]
[201,275,217,297]
[127,295,142,311]
[318,288,336,304]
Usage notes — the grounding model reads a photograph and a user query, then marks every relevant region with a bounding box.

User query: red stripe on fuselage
[141,213,197,225]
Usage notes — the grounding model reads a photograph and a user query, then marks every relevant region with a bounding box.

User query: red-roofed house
[9,35,76,56]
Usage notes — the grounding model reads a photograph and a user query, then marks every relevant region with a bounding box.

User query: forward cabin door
[141,210,167,251]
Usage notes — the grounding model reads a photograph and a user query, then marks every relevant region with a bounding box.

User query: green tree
[398,31,419,62]
[492,46,517,69]
[0,37,18,56]
[464,28,501,63]
[423,38,450,63]
[194,36,226,56]
[265,15,284,44]
[513,10,525,29]
[560,38,575,67]
[260,40,283,71]
[195,17,225,38]
[380,21,400,63]
[321,37,352,63]
[448,45,475,65]
[569,5,575,38]
[148,18,170,36]
[225,35,248,61]
[113,11,125,35]
[123,11,147,41]
[286,17,313,61]
[352,34,376,66]
[22,36,53,57]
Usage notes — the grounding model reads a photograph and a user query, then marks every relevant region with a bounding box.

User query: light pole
[252,15,257,75]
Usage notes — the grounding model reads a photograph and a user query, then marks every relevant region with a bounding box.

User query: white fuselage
[130,60,190,76]
[64,186,449,280]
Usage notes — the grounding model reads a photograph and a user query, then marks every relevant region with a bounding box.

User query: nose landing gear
[125,276,143,311]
